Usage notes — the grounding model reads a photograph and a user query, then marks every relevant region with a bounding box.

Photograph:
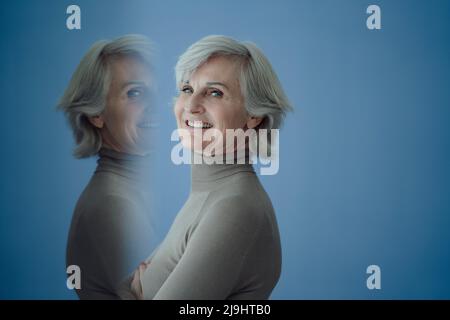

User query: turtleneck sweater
[66,148,155,299]
[120,157,281,299]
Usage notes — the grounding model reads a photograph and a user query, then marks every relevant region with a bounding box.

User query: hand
[130,262,148,300]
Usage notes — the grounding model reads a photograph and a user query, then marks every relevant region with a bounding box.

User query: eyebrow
[182,80,229,90]
[121,81,147,90]
[206,81,229,89]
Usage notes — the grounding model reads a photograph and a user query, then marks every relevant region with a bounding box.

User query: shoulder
[76,193,142,230]
[210,174,274,219]
[203,194,265,234]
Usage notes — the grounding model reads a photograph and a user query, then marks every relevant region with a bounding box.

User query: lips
[185,120,213,129]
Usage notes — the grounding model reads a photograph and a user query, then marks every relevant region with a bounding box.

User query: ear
[246,116,263,129]
[88,115,104,129]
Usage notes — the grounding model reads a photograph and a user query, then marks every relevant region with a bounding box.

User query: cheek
[105,99,127,122]
[214,110,246,130]
[209,108,227,128]
[111,104,140,138]
[212,99,247,129]
[117,108,136,131]
[232,103,249,126]
[174,100,184,124]
[128,104,142,121]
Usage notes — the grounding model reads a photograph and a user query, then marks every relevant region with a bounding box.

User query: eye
[127,88,143,99]
[181,86,193,95]
[208,88,223,98]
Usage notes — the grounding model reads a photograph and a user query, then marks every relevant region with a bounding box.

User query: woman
[126,35,292,299]
[58,34,157,299]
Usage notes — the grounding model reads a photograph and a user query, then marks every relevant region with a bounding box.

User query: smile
[186,120,213,129]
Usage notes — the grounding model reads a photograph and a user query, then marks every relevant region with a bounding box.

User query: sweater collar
[190,152,255,190]
[95,147,152,183]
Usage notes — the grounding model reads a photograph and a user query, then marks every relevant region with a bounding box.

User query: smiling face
[89,55,154,155]
[174,55,261,154]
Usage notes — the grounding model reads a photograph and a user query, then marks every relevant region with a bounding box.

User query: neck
[190,151,255,191]
[96,147,152,183]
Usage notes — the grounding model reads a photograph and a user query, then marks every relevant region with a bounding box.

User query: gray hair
[175,35,293,135]
[57,34,153,158]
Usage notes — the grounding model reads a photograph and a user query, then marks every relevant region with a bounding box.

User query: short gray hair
[175,35,293,134]
[57,34,153,158]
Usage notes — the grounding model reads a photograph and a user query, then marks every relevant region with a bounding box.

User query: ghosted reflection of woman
[58,35,157,299]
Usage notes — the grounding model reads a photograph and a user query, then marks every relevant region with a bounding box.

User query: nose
[184,94,205,114]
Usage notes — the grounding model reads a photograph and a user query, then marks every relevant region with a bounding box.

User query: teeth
[187,120,213,129]
[138,121,157,128]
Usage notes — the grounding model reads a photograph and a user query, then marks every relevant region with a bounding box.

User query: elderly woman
[125,35,292,300]
[58,34,156,299]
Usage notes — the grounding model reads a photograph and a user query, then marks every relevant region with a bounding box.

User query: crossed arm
[130,197,263,300]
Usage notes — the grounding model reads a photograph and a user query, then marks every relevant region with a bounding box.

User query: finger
[130,269,142,299]
[140,262,149,271]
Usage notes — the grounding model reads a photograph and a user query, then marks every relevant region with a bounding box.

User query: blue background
[0,0,449,299]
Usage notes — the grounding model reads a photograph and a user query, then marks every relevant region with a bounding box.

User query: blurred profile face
[174,55,261,155]
[90,55,154,155]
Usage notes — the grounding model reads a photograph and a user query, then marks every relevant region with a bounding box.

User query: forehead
[188,55,241,86]
[109,55,152,84]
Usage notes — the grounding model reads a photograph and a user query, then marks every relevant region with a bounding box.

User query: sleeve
[117,244,161,300]
[83,194,155,296]
[148,195,263,300]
